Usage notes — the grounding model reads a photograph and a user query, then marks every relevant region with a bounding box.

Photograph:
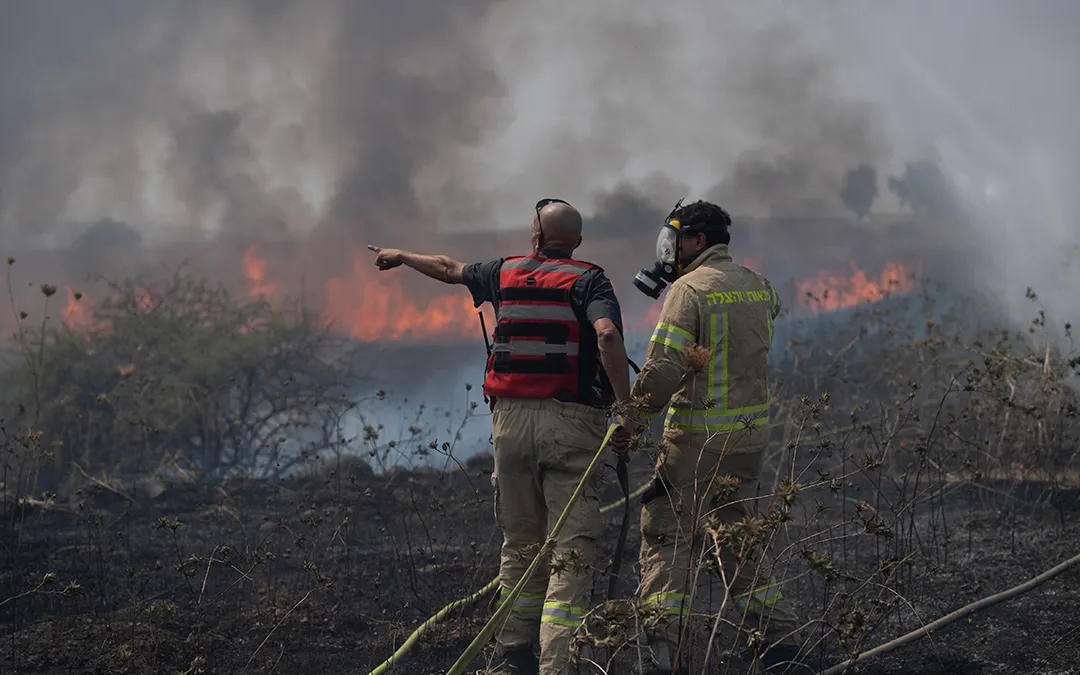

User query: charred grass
[1,263,1079,674]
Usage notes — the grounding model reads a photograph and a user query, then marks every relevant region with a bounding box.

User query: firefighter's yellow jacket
[630,243,781,449]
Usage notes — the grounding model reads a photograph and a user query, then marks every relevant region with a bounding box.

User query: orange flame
[796,260,916,313]
[242,244,280,299]
[138,292,155,312]
[39,247,920,344]
[55,286,159,335]
[322,252,488,341]
[63,286,91,328]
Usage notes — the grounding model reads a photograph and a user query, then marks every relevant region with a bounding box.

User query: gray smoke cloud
[463,2,898,237]
[471,1,1078,331]
[1,0,1077,330]
[704,20,892,218]
[0,0,502,254]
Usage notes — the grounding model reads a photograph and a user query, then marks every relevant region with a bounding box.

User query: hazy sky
[0,0,1077,325]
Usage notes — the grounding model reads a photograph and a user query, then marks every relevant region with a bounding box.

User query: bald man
[368,198,631,675]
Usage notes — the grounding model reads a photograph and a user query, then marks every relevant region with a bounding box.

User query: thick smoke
[470,2,1078,332]
[0,0,502,253]
[851,1,1080,330]
[580,177,687,239]
[461,3,896,239]
[703,21,892,218]
[1,1,1077,329]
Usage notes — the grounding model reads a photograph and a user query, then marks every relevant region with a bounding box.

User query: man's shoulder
[577,262,608,280]
[657,277,703,311]
[461,258,505,294]
[472,257,506,272]
[670,271,710,296]
[555,258,605,281]
[578,258,605,272]
[687,259,768,289]
[574,265,614,301]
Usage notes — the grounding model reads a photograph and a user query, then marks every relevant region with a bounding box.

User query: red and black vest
[483,254,603,403]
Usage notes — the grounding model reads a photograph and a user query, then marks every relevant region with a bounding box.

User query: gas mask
[633,201,686,299]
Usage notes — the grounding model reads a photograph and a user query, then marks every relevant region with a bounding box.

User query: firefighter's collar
[682,243,732,274]
[537,248,572,259]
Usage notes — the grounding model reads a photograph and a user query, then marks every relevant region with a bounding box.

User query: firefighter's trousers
[637,428,801,665]
[490,397,608,675]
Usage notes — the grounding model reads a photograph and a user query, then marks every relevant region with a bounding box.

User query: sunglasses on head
[535,198,570,232]
[536,197,569,218]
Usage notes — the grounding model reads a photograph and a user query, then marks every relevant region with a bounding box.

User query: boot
[637,640,688,675]
[758,642,814,673]
[492,645,540,675]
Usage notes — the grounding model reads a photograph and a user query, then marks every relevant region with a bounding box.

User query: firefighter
[367,198,632,675]
[620,199,811,674]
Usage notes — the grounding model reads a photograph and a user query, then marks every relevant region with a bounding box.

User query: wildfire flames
[323,252,485,342]
[795,260,917,313]
[242,244,281,299]
[63,286,91,328]
[241,249,918,338]
[48,246,917,341]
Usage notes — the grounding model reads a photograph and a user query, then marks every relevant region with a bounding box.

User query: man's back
[463,248,625,408]
[642,242,780,438]
[676,247,779,418]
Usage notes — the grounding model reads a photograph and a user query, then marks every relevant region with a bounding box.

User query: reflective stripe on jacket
[630,244,781,436]
[483,254,602,401]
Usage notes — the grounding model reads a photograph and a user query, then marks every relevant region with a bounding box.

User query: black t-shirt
[462,248,624,408]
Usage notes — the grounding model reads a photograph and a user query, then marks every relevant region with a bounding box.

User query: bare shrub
[0,260,364,496]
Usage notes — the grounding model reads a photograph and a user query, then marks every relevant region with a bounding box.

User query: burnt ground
[2,451,1080,675]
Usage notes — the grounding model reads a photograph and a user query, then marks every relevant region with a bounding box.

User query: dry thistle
[685,342,712,372]
[620,392,656,428]
[41,283,57,297]
[117,364,136,378]
[802,548,840,580]
[860,515,894,539]
[709,474,742,508]
[737,513,766,538]
[775,478,802,504]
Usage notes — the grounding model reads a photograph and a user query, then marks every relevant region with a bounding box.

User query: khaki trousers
[490,397,609,675]
[637,428,801,667]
